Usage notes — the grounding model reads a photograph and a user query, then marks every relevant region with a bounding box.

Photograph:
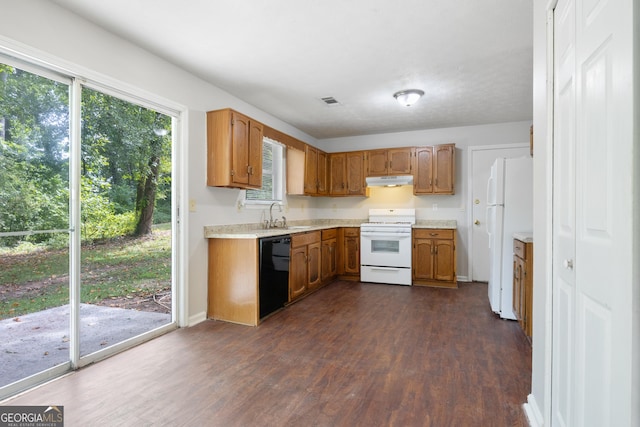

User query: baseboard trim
[523,393,544,427]
[188,311,207,327]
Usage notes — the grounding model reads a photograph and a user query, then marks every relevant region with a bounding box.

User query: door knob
[563,259,574,270]
[474,220,480,225]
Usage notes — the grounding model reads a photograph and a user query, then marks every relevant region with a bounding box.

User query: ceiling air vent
[320,96,341,106]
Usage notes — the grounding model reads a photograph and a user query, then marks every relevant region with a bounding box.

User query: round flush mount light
[393,89,425,106]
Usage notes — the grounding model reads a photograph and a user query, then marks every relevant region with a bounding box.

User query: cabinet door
[388,148,413,175]
[330,153,347,195]
[304,146,318,195]
[344,234,360,275]
[433,144,455,194]
[307,241,321,289]
[413,147,434,194]
[321,238,337,282]
[366,150,388,176]
[317,150,328,195]
[412,238,434,280]
[247,120,263,188]
[513,256,524,326]
[289,246,308,301]
[433,239,455,281]
[346,151,365,196]
[231,111,250,186]
[286,147,305,195]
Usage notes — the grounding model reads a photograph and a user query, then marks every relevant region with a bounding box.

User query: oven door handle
[361,232,412,238]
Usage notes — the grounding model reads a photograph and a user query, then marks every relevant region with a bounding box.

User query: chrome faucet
[268,202,282,228]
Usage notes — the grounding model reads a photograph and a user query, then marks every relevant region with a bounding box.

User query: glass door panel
[0,63,70,387]
[78,87,172,358]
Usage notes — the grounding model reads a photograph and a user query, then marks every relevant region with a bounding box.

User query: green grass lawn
[0,227,171,319]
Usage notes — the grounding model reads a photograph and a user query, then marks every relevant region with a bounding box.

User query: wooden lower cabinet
[321,229,338,283]
[412,229,457,288]
[513,238,533,338]
[338,227,360,280]
[289,231,321,302]
[207,238,259,326]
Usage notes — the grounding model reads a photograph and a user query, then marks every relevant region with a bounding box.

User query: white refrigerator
[486,156,533,320]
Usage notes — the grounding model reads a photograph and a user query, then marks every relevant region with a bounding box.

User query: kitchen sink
[286,225,313,230]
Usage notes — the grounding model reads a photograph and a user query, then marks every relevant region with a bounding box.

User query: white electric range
[360,209,415,285]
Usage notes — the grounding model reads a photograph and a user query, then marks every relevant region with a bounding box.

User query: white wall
[316,121,532,280]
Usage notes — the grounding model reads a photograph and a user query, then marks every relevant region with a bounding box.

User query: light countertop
[513,232,533,243]
[204,219,457,239]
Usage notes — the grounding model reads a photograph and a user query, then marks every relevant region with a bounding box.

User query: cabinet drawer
[291,230,321,248]
[322,228,337,240]
[343,227,360,237]
[513,239,527,259]
[413,229,454,240]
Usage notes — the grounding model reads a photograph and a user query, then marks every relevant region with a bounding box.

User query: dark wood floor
[4,281,531,426]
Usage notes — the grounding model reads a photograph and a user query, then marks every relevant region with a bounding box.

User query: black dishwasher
[259,235,290,319]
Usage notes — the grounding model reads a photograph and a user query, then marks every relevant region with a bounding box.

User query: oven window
[371,239,400,254]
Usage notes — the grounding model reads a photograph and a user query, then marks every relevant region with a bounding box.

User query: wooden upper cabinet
[302,145,328,196]
[207,109,263,189]
[366,148,413,176]
[413,144,455,195]
[413,146,434,193]
[433,144,455,194]
[388,148,413,175]
[366,149,388,176]
[329,151,365,196]
[304,146,318,195]
[330,153,347,195]
[345,151,366,195]
[286,147,305,195]
[317,150,328,195]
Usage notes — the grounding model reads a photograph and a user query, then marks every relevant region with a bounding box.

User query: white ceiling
[51,0,533,140]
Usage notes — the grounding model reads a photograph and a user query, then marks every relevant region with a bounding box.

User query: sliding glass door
[0,58,177,398]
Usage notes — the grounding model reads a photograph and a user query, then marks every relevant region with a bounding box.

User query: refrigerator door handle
[486,173,494,205]
[486,206,493,246]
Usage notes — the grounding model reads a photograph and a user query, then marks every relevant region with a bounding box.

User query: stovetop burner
[364,208,416,227]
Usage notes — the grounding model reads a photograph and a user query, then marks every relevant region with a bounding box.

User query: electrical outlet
[189,199,197,212]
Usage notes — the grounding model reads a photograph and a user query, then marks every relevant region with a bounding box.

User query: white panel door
[552,2,577,424]
[552,0,634,425]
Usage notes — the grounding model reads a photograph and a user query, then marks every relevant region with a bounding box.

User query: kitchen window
[244,137,284,204]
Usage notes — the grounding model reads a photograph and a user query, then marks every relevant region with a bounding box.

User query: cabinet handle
[563,259,574,270]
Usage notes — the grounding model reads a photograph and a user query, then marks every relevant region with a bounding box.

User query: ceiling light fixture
[393,89,424,106]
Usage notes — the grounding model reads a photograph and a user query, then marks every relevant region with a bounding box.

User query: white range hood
[365,175,414,187]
